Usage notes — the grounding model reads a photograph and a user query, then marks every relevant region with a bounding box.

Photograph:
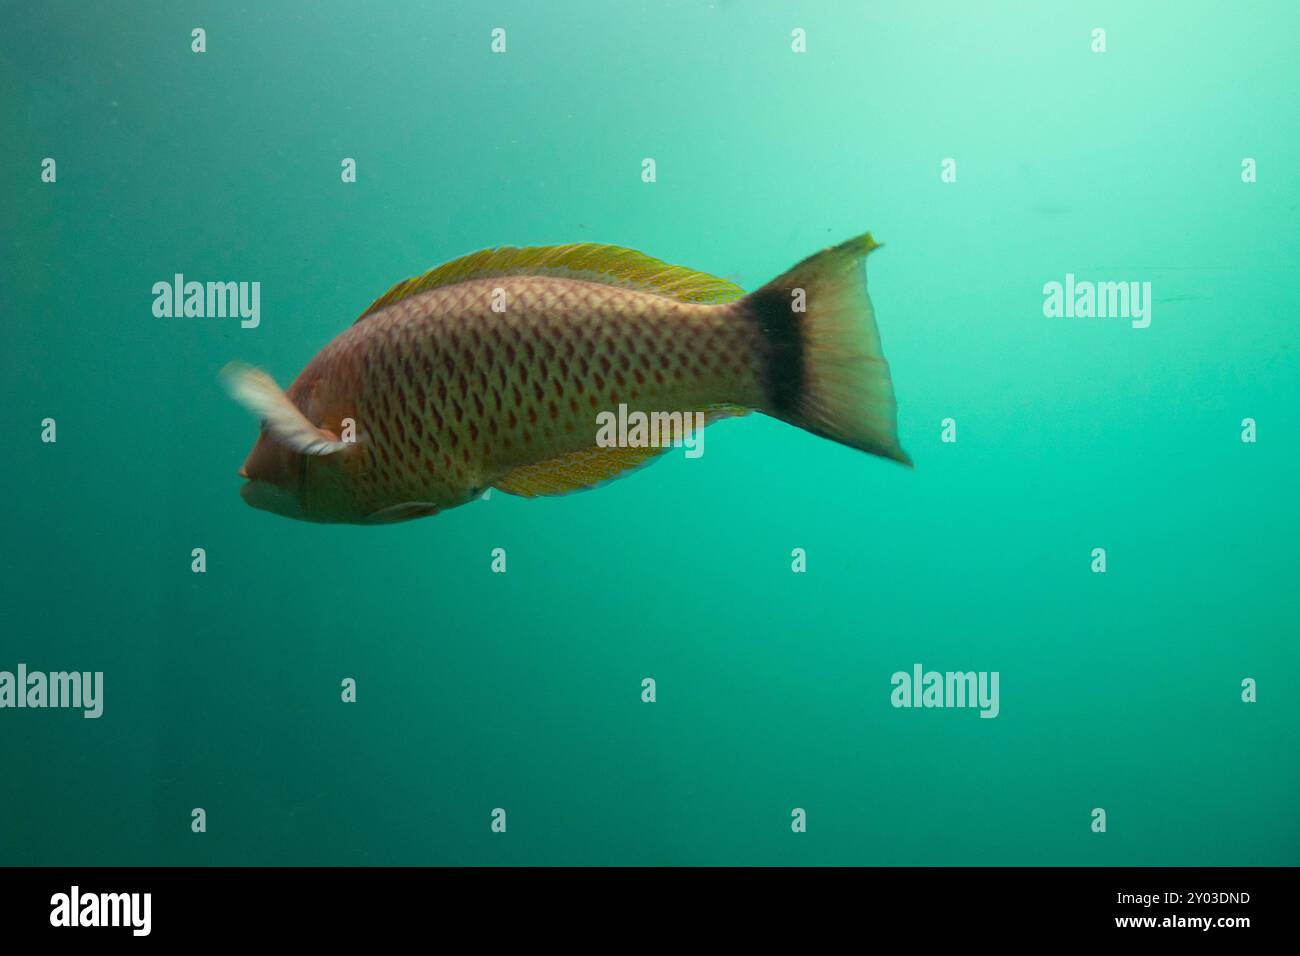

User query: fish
[224,232,910,524]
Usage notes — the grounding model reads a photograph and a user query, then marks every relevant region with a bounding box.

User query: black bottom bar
[0,866,1290,940]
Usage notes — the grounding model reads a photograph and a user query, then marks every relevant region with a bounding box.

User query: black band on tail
[745,287,804,417]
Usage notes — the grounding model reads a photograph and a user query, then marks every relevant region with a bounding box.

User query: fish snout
[239,434,285,485]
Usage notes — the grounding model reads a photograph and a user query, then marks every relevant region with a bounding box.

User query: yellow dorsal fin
[357,243,746,322]
[493,406,749,498]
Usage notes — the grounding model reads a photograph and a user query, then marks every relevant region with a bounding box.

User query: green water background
[2,1,1297,865]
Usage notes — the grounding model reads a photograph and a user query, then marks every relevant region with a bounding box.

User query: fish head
[228,361,366,523]
[238,429,361,523]
[238,430,309,520]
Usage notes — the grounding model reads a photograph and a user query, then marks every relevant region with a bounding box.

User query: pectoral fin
[221,362,349,456]
[363,501,442,524]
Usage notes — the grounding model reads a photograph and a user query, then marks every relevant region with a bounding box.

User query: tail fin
[741,232,910,466]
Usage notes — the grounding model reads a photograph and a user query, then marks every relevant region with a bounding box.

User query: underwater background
[2,0,1297,866]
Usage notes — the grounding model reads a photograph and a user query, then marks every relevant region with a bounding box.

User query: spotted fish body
[228,234,909,524]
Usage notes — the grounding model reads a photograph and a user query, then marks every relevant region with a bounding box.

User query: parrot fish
[224,232,910,524]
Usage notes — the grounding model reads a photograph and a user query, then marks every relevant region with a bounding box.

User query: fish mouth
[238,480,269,511]
[239,478,272,504]
[238,478,303,519]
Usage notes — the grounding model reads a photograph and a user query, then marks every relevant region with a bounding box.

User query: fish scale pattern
[304,275,767,512]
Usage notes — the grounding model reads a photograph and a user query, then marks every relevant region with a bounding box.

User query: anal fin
[494,406,749,498]
[494,444,667,498]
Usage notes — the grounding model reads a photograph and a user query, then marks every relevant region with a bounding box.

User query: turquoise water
[2,1,1296,866]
